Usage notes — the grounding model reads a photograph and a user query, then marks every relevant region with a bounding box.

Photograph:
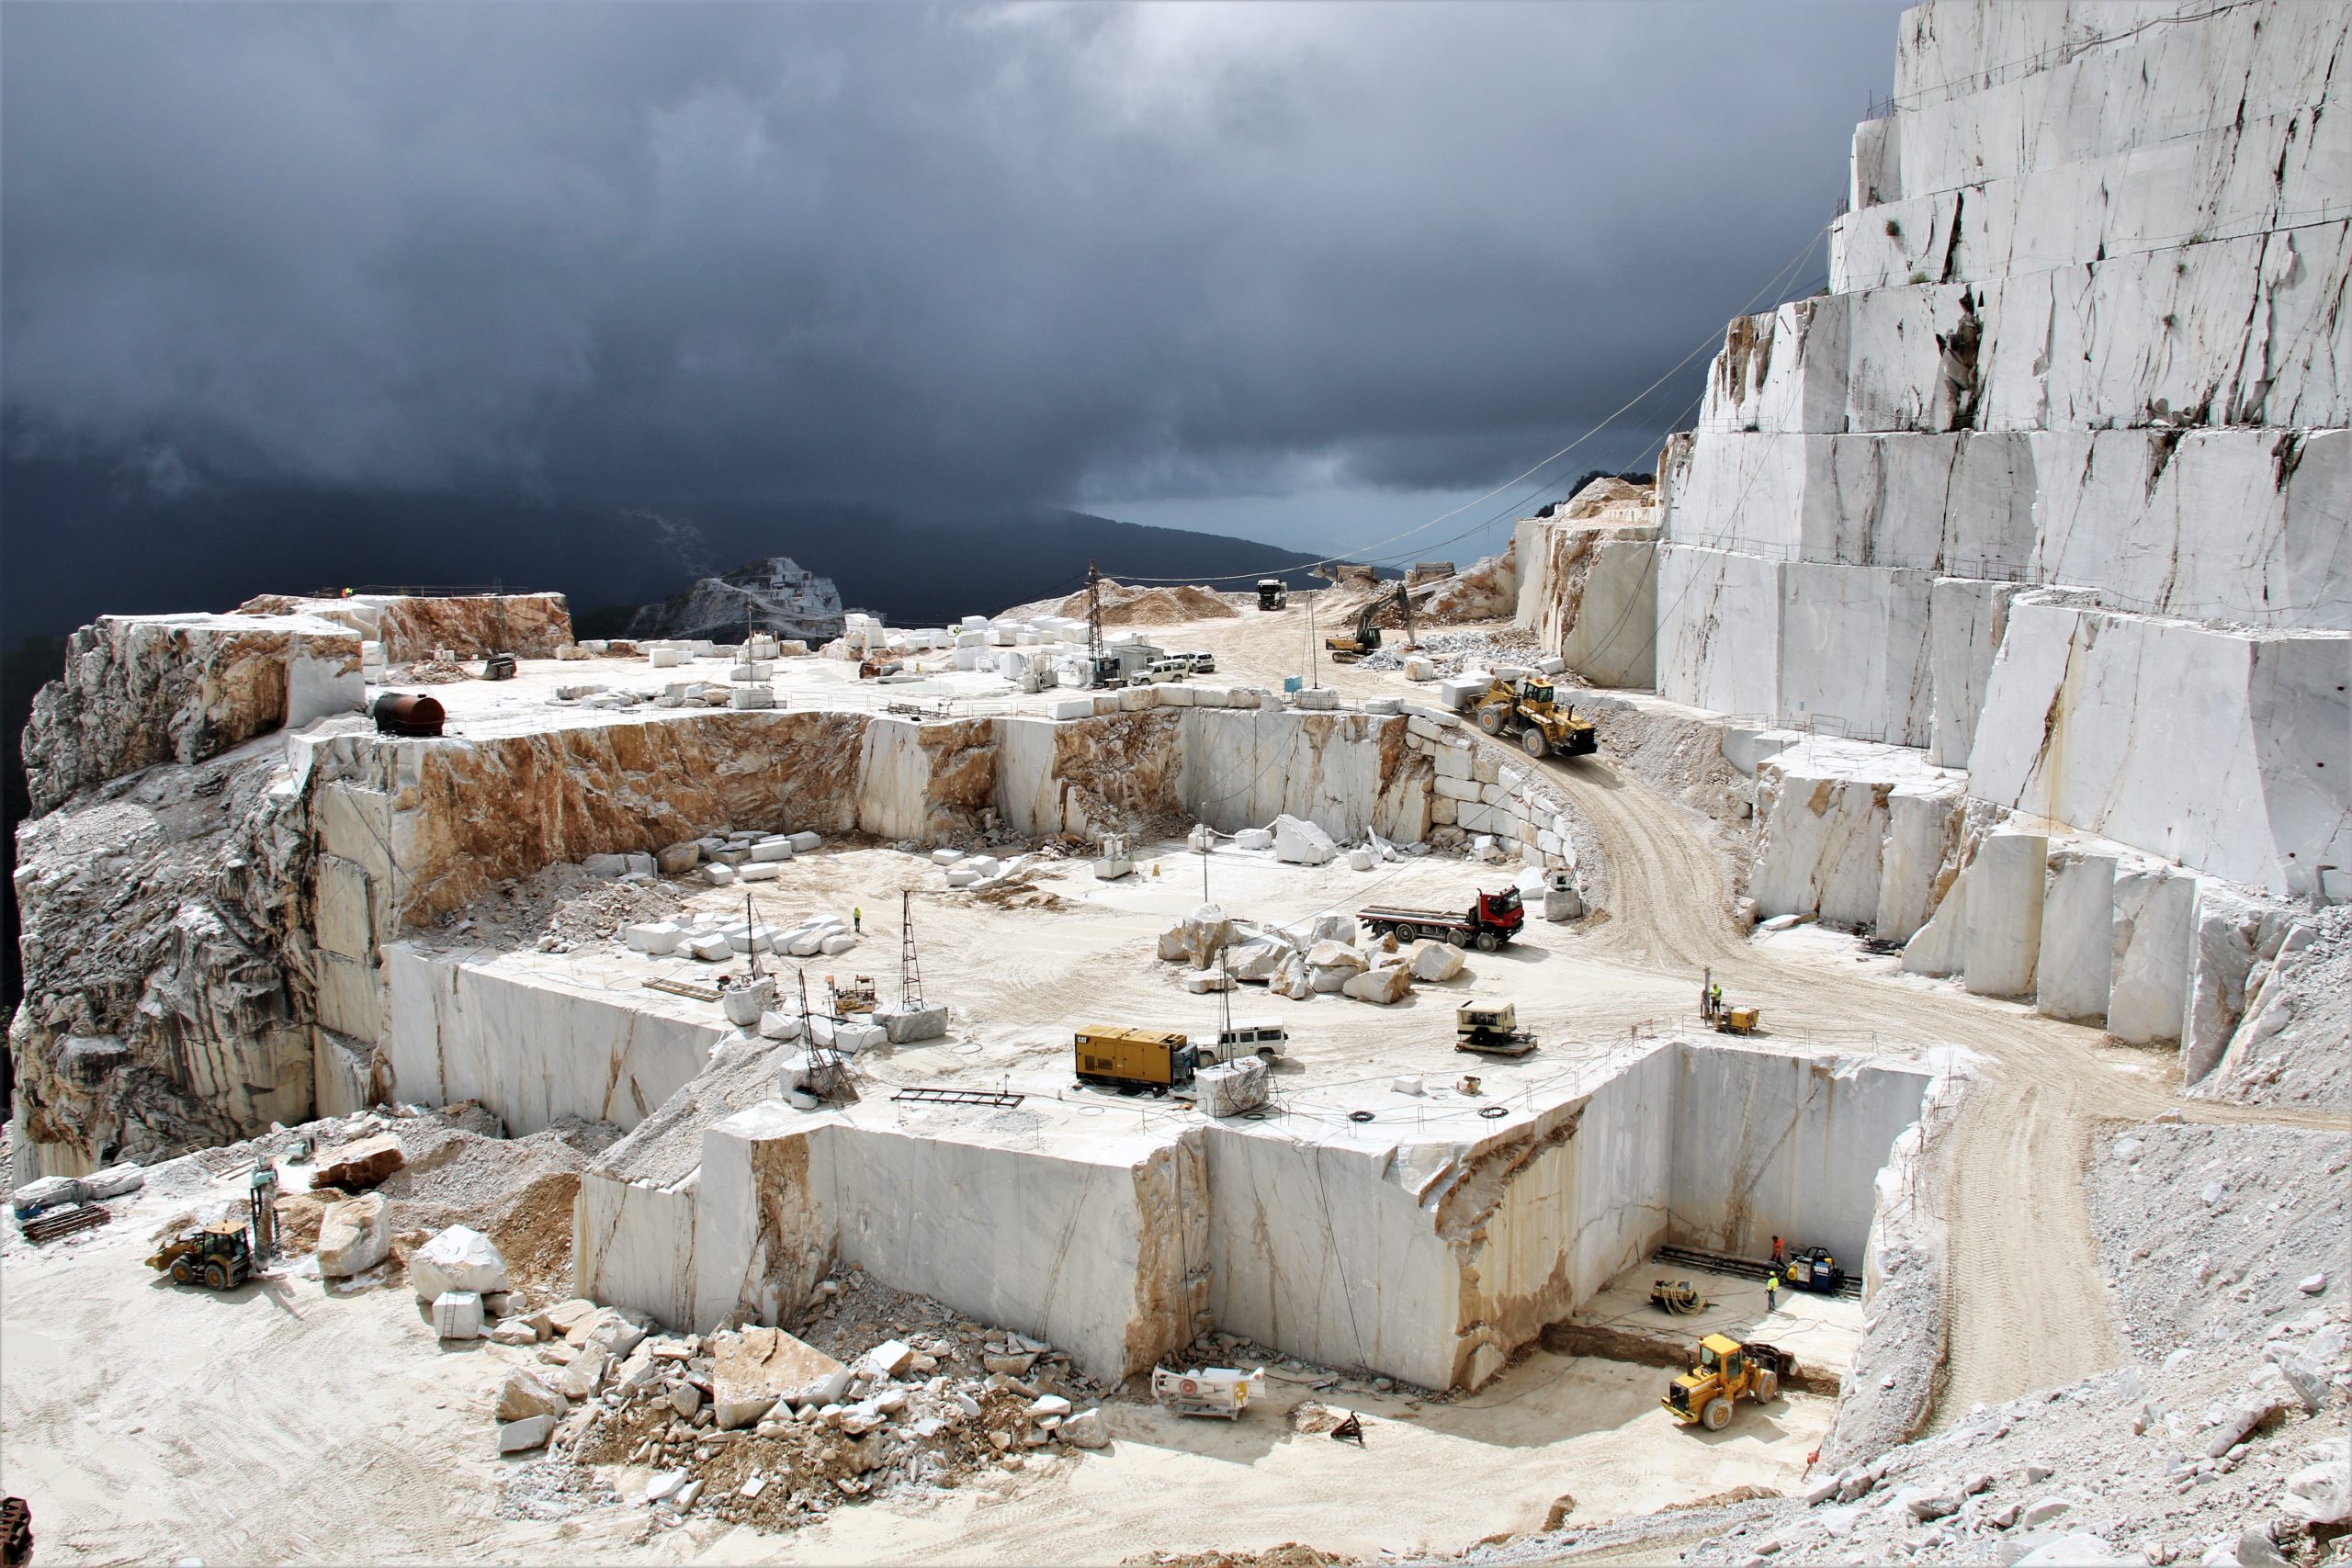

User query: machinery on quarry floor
[1455,999,1539,1058]
[1359,886,1525,950]
[1257,578,1289,611]
[147,1222,254,1292]
[1781,1246,1848,1295]
[1152,1366,1267,1419]
[1074,1025,1196,1093]
[1324,584,1416,662]
[1701,969,1762,1035]
[1650,1279,1709,1316]
[1472,676,1598,759]
[1664,1334,1793,1431]
[1,1496,29,1568]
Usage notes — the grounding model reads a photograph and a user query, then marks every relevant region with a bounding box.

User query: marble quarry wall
[12,652,1438,1176]
[1498,0,2346,1077]
[1648,0,2348,892]
[380,947,729,1134]
[22,612,364,814]
[577,1038,1927,1392]
[1665,1044,1934,1270]
[241,591,576,660]
[1511,479,1661,690]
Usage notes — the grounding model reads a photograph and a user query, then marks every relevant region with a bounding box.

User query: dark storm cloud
[2,1,1891,512]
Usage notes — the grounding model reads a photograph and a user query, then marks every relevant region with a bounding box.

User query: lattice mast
[899,889,924,1010]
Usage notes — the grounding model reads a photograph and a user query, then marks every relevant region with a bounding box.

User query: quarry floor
[0,1164,1830,1564]
[8,596,2348,1566]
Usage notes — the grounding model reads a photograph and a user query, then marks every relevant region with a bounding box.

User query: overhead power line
[1100,220,1833,586]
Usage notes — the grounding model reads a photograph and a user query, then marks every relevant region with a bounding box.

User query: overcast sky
[2,1,1894,600]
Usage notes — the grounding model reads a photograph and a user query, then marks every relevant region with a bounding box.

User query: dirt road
[1174,598,2350,1425]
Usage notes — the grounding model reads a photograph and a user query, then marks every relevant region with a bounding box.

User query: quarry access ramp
[1473,727,2351,1429]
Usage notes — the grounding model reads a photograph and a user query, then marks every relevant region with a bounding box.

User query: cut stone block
[752,838,794,863]
[876,1006,948,1044]
[433,1290,485,1339]
[625,923,684,955]
[1963,831,2046,998]
[312,1133,405,1191]
[411,1225,509,1302]
[1272,814,1338,866]
[498,1415,556,1453]
[738,862,782,883]
[316,1193,391,1279]
[1343,965,1414,1005]
[1195,1057,1269,1117]
[2036,851,2116,1023]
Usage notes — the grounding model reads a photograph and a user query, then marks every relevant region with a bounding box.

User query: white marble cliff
[1514,0,2348,1084]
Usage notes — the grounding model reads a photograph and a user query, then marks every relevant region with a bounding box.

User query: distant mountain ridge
[0,459,1339,643]
[627,557,845,643]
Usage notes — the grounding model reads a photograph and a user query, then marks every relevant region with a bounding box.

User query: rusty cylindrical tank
[370,693,446,738]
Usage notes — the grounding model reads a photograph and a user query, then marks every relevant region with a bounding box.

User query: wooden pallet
[17,1204,108,1244]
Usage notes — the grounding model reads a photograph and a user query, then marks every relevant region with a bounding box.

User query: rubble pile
[546,1269,1114,1531]
[1037,580,1239,627]
[372,1112,615,1296]
[1156,902,1469,1009]
[423,863,689,954]
[1358,627,1546,677]
[380,657,474,684]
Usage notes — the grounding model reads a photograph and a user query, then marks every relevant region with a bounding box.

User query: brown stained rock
[24,613,361,814]
[313,1133,405,1191]
[374,593,573,660]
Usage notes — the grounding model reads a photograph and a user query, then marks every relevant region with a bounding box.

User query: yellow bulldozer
[1663,1333,1794,1430]
[1471,677,1598,760]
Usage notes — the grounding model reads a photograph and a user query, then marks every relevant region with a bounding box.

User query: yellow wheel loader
[1471,678,1597,759]
[1663,1333,1793,1430]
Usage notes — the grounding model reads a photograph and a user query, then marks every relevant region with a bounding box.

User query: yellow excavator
[1472,677,1598,759]
[1325,585,1416,662]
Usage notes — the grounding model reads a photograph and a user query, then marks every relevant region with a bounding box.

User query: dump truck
[1257,579,1290,611]
[1358,886,1525,951]
[1456,999,1538,1057]
[147,1221,254,1291]
[1663,1333,1794,1430]
[1075,1025,1195,1093]
[1471,677,1597,759]
[1325,585,1415,662]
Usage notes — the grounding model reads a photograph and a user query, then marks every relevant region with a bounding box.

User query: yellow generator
[1075,1026,1195,1093]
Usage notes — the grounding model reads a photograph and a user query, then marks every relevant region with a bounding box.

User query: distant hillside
[0,459,1338,643]
[778,508,1334,627]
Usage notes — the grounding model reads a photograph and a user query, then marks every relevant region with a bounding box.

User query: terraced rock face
[23,612,362,813]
